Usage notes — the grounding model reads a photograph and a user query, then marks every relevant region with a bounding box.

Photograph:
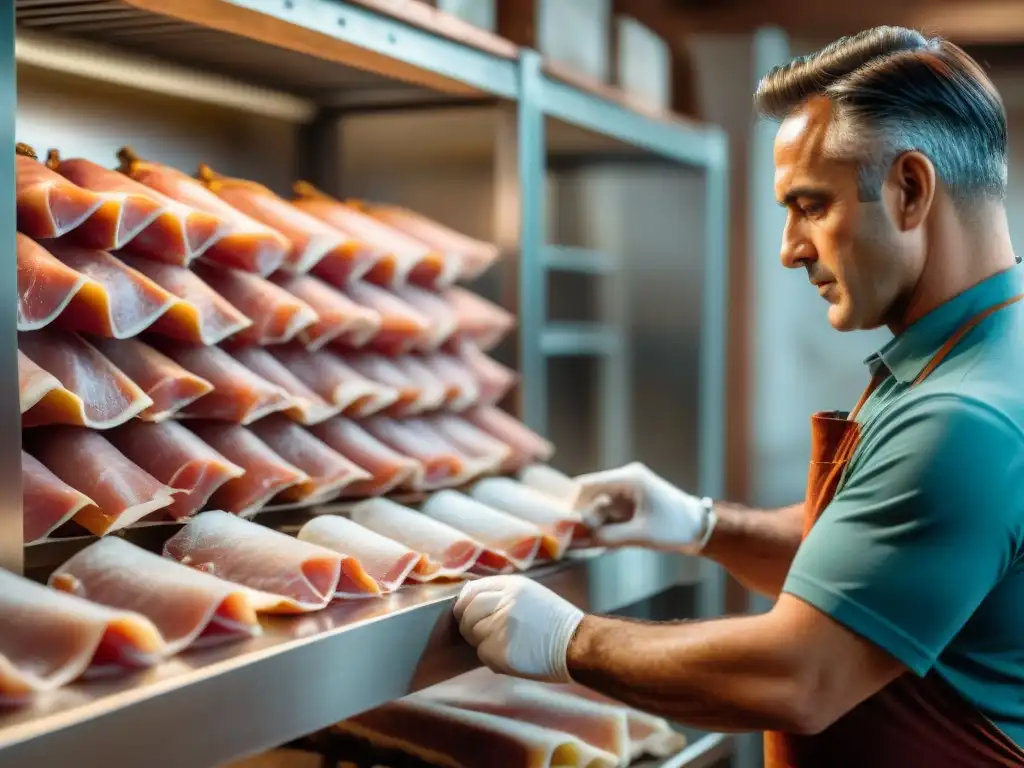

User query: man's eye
[801,201,826,216]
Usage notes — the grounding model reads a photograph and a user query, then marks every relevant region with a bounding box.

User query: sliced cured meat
[517,464,580,507]
[469,477,583,560]
[308,418,423,497]
[192,262,317,346]
[197,165,357,276]
[16,234,95,332]
[45,242,180,338]
[91,338,213,423]
[270,274,381,351]
[159,343,290,424]
[119,256,252,345]
[53,152,224,265]
[25,427,179,536]
[426,413,512,476]
[421,490,543,573]
[365,203,498,280]
[444,286,515,351]
[229,346,339,425]
[390,283,458,350]
[248,416,372,504]
[50,537,262,653]
[298,515,425,593]
[117,147,289,275]
[19,331,152,429]
[342,280,431,355]
[106,420,244,520]
[348,498,479,581]
[185,423,308,517]
[456,342,517,406]
[466,406,555,472]
[19,349,62,414]
[44,150,163,251]
[22,451,95,543]
[346,353,444,416]
[15,143,104,240]
[0,569,164,702]
[334,697,618,768]
[164,510,378,610]
[419,351,481,411]
[269,346,399,417]
[361,416,477,490]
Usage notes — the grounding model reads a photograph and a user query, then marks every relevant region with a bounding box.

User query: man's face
[773,98,917,331]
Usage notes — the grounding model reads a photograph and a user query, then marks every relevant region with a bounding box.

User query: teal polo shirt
[784,265,1024,746]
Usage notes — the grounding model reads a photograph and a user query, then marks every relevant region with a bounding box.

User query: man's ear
[887,151,936,231]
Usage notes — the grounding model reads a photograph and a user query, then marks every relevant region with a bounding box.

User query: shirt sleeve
[783,392,1024,676]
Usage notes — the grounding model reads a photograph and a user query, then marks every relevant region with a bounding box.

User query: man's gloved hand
[573,462,715,552]
[453,575,584,683]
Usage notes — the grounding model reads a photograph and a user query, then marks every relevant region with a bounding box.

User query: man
[453,26,1024,767]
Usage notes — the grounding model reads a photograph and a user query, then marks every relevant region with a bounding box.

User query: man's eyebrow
[779,187,832,206]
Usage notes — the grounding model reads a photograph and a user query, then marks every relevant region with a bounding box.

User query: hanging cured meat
[348,498,480,582]
[419,351,482,411]
[268,346,399,417]
[469,477,583,560]
[119,255,253,345]
[105,420,245,520]
[44,242,181,338]
[229,346,340,425]
[421,490,543,573]
[466,406,555,471]
[164,510,379,610]
[425,413,513,475]
[117,147,289,275]
[345,353,445,417]
[361,416,477,490]
[270,273,382,351]
[19,331,152,429]
[456,342,517,406]
[22,451,95,543]
[308,418,423,497]
[248,416,372,504]
[90,338,213,422]
[0,569,164,703]
[19,349,62,414]
[342,280,432,355]
[390,283,458,350]
[444,286,515,351]
[25,427,179,535]
[158,343,291,424]
[297,515,425,594]
[196,164,363,277]
[191,262,318,345]
[50,151,225,265]
[333,696,618,768]
[50,538,263,653]
[518,464,580,507]
[184,423,308,517]
[16,233,95,332]
[15,143,105,241]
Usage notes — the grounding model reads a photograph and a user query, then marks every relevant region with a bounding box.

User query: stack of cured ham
[16,142,555,543]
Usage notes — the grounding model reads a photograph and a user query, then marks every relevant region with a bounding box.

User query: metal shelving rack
[0,1,731,766]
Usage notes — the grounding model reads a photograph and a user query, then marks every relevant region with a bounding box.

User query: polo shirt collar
[864,266,1024,383]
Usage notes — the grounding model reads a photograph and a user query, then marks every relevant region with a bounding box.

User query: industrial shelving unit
[0,1,731,766]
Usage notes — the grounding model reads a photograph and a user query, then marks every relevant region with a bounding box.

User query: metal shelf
[0,548,701,768]
[544,245,619,275]
[540,322,625,357]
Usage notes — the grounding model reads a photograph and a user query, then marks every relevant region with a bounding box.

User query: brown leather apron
[764,293,1024,767]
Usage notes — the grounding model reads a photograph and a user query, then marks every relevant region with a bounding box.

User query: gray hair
[755,26,1008,205]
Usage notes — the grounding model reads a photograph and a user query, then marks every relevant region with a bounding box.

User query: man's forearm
[700,503,804,597]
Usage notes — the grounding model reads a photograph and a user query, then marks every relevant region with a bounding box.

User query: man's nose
[780,219,815,269]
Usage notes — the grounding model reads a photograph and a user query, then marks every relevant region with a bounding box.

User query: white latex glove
[453,575,584,683]
[573,462,714,551]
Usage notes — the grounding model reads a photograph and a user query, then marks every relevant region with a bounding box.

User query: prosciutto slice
[362,417,480,490]
[19,331,152,429]
[445,286,515,351]
[44,150,164,251]
[466,406,555,471]
[185,423,308,517]
[421,490,543,573]
[269,346,399,417]
[164,510,379,610]
[119,256,252,345]
[298,515,425,593]
[390,283,458,350]
[334,697,618,768]
[420,351,482,411]
[117,147,289,275]
[160,343,291,424]
[52,152,225,265]
[15,143,104,240]
[0,569,164,703]
[19,349,63,414]
[457,342,517,406]
[45,242,180,339]
[426,413,512,476]
[308,418,423,497]
[230,345,340,426]
[248,416,372,504]
[517,464,581,507]
[192,262,318,345]
[106,420,245,520]
[346,353,445,417]
[91,338,213,423]
[50,537,262,653]
[469,477,583,560]
[348,498,480,581]
[16,234,96,332]
[271,274,381,351]
[342,280,432,355]
[22,451,95,543]
[25,427,179,535]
